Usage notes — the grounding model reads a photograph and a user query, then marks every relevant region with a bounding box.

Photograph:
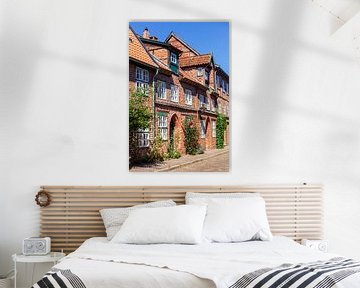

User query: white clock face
[36,241,45,250]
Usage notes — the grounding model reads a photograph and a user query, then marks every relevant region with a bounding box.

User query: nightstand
[301,239,328,252]
[12,252,65,288]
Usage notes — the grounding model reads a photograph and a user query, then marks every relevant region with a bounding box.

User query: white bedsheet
[54,237,360,288]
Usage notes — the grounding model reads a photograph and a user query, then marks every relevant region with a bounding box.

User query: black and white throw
[32,268,86,288]
[229,257,360,288]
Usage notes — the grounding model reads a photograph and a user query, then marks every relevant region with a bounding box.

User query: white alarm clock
[23,237,51,255]
[301,239,328,252]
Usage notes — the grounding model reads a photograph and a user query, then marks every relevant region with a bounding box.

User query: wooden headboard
[39,184,323,253]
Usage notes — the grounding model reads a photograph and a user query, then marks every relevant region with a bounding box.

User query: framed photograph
[129,21,229,172]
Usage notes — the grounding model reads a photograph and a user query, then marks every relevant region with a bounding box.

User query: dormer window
[170,52,177,64]
[169,52,178,74]
[197,68,204,76]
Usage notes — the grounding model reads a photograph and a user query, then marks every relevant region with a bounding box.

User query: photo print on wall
[129,21,230,172]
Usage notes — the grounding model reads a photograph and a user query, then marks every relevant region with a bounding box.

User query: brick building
[129,26,229,161]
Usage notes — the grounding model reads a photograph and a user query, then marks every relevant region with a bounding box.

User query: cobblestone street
[130,147,229,172]
[171,151,229,172]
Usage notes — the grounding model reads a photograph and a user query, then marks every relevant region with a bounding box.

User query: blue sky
[130,21,229,74]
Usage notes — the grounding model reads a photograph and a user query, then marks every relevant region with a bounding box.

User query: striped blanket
[32,258,360,288]
[32,268,86,288]
[230,258,360,288]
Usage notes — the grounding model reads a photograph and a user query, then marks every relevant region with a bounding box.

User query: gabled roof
[139,37,182,53]
[179,54,213,68]
[129,26,158,68]
[165,32,200,56]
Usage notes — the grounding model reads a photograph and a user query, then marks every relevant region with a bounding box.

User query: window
[197,67,204,76]
[200,120,206,138]
[136,67,149,95]
[158,114,168,140]
[204,70,209,86]
[136,129,150,147]
[212,121,216,138]
[156,81,166,99]
[136,81,149,95]
[185,89,192,105]
[170,52,177,64]
[171,85,179,102]
[211,98,216,112]
[225,82,229,93]
[205,96,210,110]
[136,67,149,82]
[205,70,209,81]
[221,79,225,90]
[199,95,209,110]
[199,94,205,108]
[216,75,221,87]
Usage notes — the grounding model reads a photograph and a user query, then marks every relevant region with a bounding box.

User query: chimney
[142,27,150,39]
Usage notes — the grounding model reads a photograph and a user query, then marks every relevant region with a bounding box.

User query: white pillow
[100,200,176,240]
[186,192,259,204]
[111,205,207,244]
[202,197,272,243]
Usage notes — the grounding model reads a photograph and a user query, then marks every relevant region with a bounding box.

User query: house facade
[129,26,229,161]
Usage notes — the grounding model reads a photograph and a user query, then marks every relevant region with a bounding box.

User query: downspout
[152,68,159,141]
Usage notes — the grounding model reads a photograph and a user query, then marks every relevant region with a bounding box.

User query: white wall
[1,0,360,285]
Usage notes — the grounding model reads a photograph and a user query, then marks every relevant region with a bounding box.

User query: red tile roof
[129,27,158,68]
[179,54,212,68]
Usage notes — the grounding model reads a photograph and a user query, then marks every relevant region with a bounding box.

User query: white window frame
[136,129,150,147]
[156,81,166,99]
[212,121,216,138]
[200,120,206,139]
[185,89,192,105]
[158,114,168,140]
[197,67,204,76]
[136,81,149,95]
[170,52,177,64]
[199,94,205,109]
[204,96,210,110]
[170,85,179,102]
[136,67,149,83]
[211,98,216,112]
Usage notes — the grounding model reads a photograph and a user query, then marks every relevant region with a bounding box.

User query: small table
[12,252,65,288]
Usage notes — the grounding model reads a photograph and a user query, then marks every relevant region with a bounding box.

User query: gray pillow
[100,200,176,240]
[186,192,260,204]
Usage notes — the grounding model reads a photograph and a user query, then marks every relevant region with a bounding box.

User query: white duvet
[54,237,360,288]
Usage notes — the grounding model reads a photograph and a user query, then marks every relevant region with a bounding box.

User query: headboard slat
[40,184,323,253]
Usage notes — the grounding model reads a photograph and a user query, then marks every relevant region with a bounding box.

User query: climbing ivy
[216,113,227,149]
[184,116,200,155]
[129,89,152,165]
[129,89,152,132]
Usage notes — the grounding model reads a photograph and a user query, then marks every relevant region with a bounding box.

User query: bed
[33,185,360,288]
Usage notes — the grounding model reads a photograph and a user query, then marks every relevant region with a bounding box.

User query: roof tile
[179,54,212,67]
[129,28,158,68]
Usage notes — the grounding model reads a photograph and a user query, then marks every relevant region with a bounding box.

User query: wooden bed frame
[39,184,323,253]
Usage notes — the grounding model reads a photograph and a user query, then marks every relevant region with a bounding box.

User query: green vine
[129,89,152,165]
[129,89,152,132]
[216,113,227,149]
[183,116,200,155]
